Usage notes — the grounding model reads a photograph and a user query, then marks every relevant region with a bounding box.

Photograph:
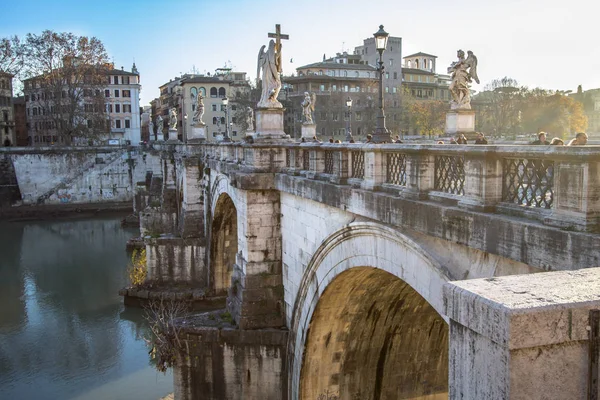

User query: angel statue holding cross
[257,40,282,108]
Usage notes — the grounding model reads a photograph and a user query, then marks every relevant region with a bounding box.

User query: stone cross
[268,24,289,54]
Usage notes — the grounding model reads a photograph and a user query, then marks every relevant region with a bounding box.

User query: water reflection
[0,216,172,400]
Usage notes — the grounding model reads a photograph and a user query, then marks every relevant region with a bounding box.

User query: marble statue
[148,119,154,136]
[169,107,177,130]
[245,107,254,131]
[447,49,480,110]
[156,115,163,135]
[301,92,316,124]
[193,94,205,126]
[257,39,282,108]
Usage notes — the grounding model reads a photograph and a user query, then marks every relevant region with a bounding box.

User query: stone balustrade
[195,142,600,233]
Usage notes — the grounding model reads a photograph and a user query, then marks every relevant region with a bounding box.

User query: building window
[220,105,226,112]
[320,112,327,120]
[332,84,337,91]
[232,131,237,136]
[124,76,130,84]
[220,117,225,124]
[213,117,218,125]
[115,119,121,128]
[344,85,348,92]
[125,119,130,128]
[389,59,393,66]
[123,104,131,113]
[212,104,217,111]
[218,87,226,97]
[332,113,339,121]
[386,72,389,79]
[344,71,348,77]
[385,86,389,93]
[210,87,218,97]
[115,89,120,97]
[199,87,206,96]
[122,90,131,97]
[113,76,119,84]
[392,87,397,93]
[356,111,362,121]
[320,84,325,91]
[115,104,121,113]
[393,72,398,79]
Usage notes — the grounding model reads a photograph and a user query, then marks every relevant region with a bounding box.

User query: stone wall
[146,237,206,285]
[444,268,600,400]
[0,146,163,207]
[174,326,288,400]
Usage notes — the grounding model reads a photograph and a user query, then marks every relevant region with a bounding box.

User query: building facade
[402,52,451,101]
[155,70,251,142]
[0,72,15,146]
[24,63,141,146]
[12,96,28,146]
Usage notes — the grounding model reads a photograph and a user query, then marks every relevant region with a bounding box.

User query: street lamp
[345,96,353,142]
[372,25,391,143]
[221,97,231,142]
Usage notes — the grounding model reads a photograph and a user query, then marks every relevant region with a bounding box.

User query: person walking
[531,132,550,145]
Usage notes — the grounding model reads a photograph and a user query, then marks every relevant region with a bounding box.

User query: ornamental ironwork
[324,150,334,174]
[351,150,364,179]
[386,153,407,186]
[434,155,465,195]
[285,149,291,168]
[502,158,554,208]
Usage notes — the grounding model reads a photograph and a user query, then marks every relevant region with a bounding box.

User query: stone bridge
[135,141,600,400]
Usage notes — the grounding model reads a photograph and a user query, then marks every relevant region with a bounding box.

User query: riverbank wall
[0,146,162,217]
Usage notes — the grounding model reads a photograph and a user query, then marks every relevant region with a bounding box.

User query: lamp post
[372,25,391,143]
[221,97,231,142]
[345,96,353,142]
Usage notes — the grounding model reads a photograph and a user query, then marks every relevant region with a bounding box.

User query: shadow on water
[0,215,173,400]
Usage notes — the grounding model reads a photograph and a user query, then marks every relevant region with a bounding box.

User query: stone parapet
[443,268,600,399]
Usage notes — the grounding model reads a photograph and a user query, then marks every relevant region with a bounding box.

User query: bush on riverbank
[128,249,147,286]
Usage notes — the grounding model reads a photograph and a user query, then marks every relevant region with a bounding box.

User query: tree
[474,77,523,137]
[0,36,25,76]
[22,31,110,144]
[409,100,446,138]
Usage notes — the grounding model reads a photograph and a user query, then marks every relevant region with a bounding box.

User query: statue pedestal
[252,108,291,143]
[188,125,207,143]
[301,124,316,141]
[156,132,165,141]
[167,128,179,142]
[445,110,476,139]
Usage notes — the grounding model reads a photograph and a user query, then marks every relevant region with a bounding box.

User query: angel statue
[245,107,254,132]
[256,39,283,108]
[156,115,163,135]
[168,107,177,130]
[193,94,205,126]
[447,49,480,110]
[301,92,316,124]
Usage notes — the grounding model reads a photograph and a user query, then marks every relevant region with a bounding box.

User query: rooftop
[403,52,438,59]
[297,62,377,71]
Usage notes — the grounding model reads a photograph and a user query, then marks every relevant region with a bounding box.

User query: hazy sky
[3,0,598,106]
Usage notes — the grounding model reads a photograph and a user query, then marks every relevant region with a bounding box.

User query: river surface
[0,215,173,400]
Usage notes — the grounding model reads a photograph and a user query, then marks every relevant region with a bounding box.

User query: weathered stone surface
[444,268,600,399]
[174,324,288,400]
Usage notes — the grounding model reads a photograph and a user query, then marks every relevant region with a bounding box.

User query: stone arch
[289,222,450,400]
[208,174,238,295]
[209,192,237,295]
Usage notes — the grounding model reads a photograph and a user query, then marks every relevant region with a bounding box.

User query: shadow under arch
[288,222,450,400]
[209,193,237,295]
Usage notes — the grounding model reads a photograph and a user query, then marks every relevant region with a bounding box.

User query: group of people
[531,131,588,146]
[301,131,589,146]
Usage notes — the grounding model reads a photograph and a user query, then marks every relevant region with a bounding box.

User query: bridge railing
[199,142,600,232]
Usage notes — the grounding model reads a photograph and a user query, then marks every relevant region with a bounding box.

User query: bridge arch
[209,174,238,295]
[289,222,450,400]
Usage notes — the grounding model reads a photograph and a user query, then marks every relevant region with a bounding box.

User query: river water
[0,215,173,400]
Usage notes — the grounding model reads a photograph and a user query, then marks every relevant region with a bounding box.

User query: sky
[2,0,599,106]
